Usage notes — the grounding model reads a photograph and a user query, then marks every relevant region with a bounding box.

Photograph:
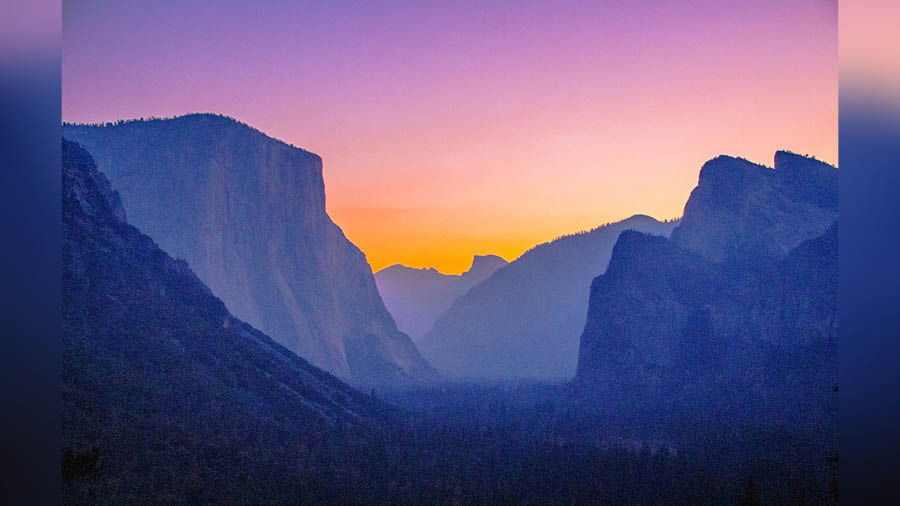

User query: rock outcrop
[63,114,437,387]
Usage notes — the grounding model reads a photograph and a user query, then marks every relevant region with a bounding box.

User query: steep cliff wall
[64,115,437,387]
[576,152,837,424]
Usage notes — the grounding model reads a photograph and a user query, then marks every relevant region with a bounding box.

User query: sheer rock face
[62,138,392,503]
[419,215,679,380]
[63,115,437,387]
[576,152,837,423]
[62,137,380,442]
[670,151,837,263]
[375,255,508,343]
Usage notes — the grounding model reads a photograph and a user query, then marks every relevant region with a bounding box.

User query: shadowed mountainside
[419,215,679,380]
[576,152,837,427]
[375,255,507,343]
[62,138,390,503]
[63,114,437,388]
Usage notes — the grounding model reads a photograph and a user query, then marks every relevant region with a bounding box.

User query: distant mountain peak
[623,213,657,221]
[374,254,508,343]
[378,255,507,279]
[465,254,508,276]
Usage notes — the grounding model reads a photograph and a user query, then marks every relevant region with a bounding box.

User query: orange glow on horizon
[323,87,837,273]
[62,1,837,274]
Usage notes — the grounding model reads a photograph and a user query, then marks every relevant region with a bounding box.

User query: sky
[63,0,837,274]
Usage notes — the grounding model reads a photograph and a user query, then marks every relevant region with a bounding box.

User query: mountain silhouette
[375,255,507,343]
[419,215,678,380]
[576,152,837,425]
[670,150,837,263]
[63,114,437,387]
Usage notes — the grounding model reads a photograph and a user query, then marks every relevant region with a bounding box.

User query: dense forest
[65,381,838,505]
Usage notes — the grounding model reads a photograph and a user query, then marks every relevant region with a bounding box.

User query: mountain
[670,151,837,263]
[375,255,507,343]
[576,152,838,425]
[62,138,387,503]
[419,215,679,380]
[62,114,437,388]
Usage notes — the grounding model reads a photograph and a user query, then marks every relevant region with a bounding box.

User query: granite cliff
[62,138,386,502]
[576,152,837,424]
[63,114,437,387]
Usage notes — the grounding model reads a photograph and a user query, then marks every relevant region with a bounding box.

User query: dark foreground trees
[65,382,836,506]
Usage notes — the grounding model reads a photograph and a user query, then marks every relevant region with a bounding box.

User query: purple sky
[63,0,838,273]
